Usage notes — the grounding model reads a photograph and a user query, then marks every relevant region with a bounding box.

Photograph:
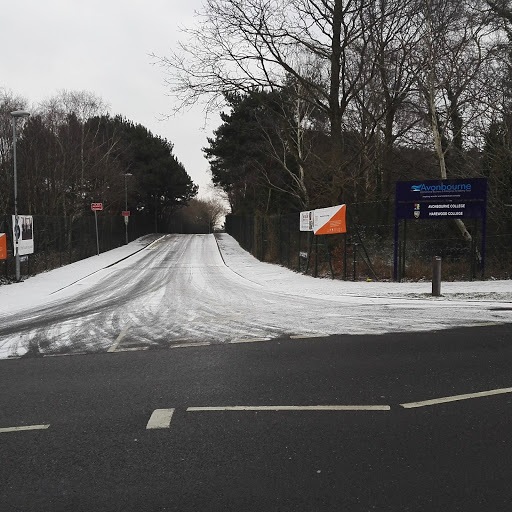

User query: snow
[215,234,512,303]
[0,233,510,360]
[0,235,163,315]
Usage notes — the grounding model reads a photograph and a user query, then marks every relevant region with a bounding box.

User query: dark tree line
[1,90,197,235]
[158,0,512,236]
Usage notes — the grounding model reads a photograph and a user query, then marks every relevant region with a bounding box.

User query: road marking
[400,387,512,409]
[230,338,269,344]
[171,342,211,348]
[470,322,506,326]
[290,334,327,339]
[114,347,149,353]
[187,405,390,412]
[108,323,133,353]
[0,424,50,433]
[146,409,175,429]
[44,352,88,358]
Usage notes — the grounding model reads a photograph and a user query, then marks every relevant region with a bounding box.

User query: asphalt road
[1,324,512,511]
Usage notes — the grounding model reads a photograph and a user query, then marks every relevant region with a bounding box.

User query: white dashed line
[0,424,50,433]
[44,352,87,358]
[113,347,149,353]
[230,338,269,344]
[171,342,211,348]
[290,334,327,339]
[400,387,512,409]
[187,405,391,412]
[146,409,175,429]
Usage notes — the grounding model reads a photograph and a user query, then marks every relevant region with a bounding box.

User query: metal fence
[0,214,154,282]
[225,205,512,281]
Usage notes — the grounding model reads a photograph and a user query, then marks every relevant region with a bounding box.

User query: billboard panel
[395,178,487,221]
[12,215,34,256]
[0,233,6,260]
[314,205,347,235]
[396,178,487,203]
[300,210,314,232]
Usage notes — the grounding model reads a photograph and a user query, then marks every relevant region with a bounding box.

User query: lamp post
[124,173,133,244]
[11,110,30,282]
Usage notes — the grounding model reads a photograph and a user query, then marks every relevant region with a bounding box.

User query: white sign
[12,215,34,255]
[300,210,314,232]
[313,205,347,235]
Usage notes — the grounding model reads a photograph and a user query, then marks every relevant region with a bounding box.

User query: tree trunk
[329,0,344,204]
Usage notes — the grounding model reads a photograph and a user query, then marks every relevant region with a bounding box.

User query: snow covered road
[0,233,511,358]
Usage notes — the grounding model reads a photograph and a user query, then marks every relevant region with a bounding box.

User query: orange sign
[314,205,347,235]
[0,233,6,260]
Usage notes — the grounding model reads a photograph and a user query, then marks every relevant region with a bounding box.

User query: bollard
[432,256,442,296]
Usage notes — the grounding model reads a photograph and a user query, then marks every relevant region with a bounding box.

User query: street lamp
[124,173,133,244]
[11,110,30,282]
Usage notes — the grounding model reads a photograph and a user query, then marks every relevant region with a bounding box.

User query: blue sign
[396,201,485,220]
[394,178,488,281]
[396,178,487,204]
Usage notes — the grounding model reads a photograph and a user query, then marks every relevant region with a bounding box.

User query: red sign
[91,203,103,211]
[314,204,347,235]
[0,233,6,260]
[122,211,130,216]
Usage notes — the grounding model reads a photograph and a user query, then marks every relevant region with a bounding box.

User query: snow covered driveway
[0,233,511,358]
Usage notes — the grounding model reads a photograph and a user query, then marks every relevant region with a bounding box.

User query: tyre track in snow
[0,234,510,358]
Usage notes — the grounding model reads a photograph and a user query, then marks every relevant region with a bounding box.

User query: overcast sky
[1,0,219,197]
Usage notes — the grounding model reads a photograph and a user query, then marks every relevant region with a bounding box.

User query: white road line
[44,352,87,358]
[108,323,133,353]
[0,424,50,433]
[230,338,269,344]
[146,409,175,429]
[400,387,512,409]
[470,322,505,327]
[187,405,390,412]
[113,347,149,353]
[290,334,327,339]
[171,342,211,348]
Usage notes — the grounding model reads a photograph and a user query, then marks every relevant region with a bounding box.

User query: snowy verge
[215,233,512,304]
[0,235,163,315]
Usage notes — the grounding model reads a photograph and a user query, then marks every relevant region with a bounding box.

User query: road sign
[314,205,347,235]
[0,233,6,260]
[122,211,130,216]
[91,203,103,211]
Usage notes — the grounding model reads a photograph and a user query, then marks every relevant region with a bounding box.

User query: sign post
[122,211,130,244]
[91,203,103,255]
[300,205,347,278]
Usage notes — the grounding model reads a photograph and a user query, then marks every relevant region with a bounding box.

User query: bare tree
[350,0,424,201]
[156,0,375,203]
[413,0,500,244]
[180,197,228,232]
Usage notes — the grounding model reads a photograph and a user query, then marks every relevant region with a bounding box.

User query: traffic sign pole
[94,210,100,256]
[122,211,130,244]
[91,203,103,255]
